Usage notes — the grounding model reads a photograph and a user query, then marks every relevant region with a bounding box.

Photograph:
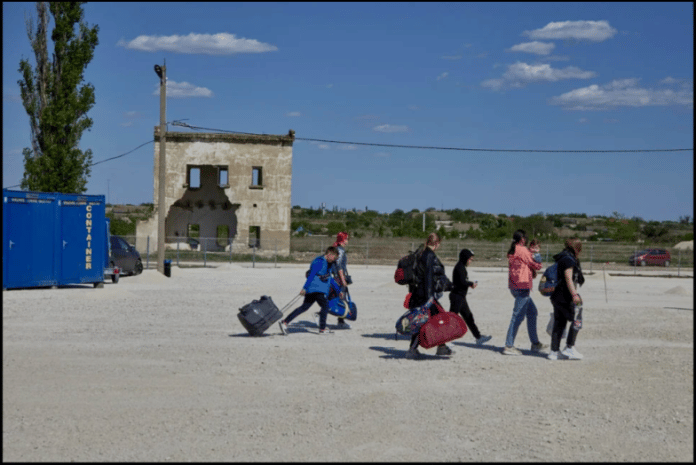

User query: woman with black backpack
[548,237,585,360]
[405,232,453,359]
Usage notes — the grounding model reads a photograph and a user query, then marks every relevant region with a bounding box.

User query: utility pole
[155,61,166,274]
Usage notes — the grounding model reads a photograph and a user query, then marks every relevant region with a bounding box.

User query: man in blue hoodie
[279,246,342,334]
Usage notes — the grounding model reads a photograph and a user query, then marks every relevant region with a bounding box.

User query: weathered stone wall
[136,129,294,257]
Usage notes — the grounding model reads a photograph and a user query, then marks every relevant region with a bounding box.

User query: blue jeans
[505,288,540,347]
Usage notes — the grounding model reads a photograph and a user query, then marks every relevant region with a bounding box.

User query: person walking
[548,237,586,360]
[449,249,492,346]
[329,232,352,329]
[503,229,547,355]
[405,232,453,359]
[279,246,342,335]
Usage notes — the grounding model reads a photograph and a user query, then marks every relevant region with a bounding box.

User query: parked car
[629,248,671,267]
[110,235,143,275]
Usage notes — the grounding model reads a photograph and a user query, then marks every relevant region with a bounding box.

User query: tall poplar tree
[18,2,99,193]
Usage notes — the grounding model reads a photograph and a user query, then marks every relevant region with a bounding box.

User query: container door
[3,195,57,288]
[59,198,105,285]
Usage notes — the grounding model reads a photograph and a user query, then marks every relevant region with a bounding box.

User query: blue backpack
[538,262,559,297]
[538,255,576,297]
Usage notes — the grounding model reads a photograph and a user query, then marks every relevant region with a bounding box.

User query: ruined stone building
[136,128,294,257]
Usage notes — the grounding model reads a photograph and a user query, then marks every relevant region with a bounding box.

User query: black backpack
[394,245,424,286]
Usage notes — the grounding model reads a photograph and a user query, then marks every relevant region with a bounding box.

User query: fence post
[146,236,150,270]
[252,245,256,268]
[275,240,278,268]
[590,245,593,274]
[634,246,637,275]
[229,238,232,263]
[678,248,681,277]
[366,241,369,268]
[177,239,180,267]
[501,242,505,272]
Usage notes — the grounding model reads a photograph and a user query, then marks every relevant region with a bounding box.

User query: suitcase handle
[279,293,303,314]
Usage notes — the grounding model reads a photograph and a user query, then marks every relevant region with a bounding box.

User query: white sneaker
[561,346,583,360]
[278,321,288,335]
[476,335,492,346]
[547,350,567,360]
[502,346,523,356]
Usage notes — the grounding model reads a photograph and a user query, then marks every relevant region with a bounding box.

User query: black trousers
[550,300,579,351]
[284,292,329,330]
[449,293,481,340]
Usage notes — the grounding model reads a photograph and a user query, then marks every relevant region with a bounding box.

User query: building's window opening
[249,226,261,248]
[188,166,201,189]
[252,167,263,187]
[217,225,229,248]
[218,166,229,187]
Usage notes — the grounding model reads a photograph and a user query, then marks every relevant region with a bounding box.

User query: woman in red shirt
[503,229,546,355]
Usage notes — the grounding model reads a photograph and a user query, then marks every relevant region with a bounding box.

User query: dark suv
[629,248,671,267]
[110,235,143,275]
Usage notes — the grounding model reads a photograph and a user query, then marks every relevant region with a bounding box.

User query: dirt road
[3,264,693,461]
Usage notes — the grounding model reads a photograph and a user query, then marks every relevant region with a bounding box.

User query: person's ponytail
[507,229,527,256]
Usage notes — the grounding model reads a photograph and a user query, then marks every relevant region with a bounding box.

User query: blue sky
[3,2,693,222]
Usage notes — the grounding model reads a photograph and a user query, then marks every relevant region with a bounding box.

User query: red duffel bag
[418,311,468,349]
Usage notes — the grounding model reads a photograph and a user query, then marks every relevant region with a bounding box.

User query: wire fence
[120,235,693,275]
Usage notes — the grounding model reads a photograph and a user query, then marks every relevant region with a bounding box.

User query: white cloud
[660,76,679,85]
[481,62,596,90]
[523,20,617,42]
[153,80,213,98]
[373,124,409,133]
[604,118,620,123]
[577,118,588,124]
[508,41,555,55]
[120,121,134,127]
[337,144,357,151]
[441,55,462,60]
[481,78,505,91]
[124,111,139,118]
[436,72,449,81]
[117,32,277,55]
[317,144,330,150]
[407,105,418,111]
[549,78,694,110]
[326,84,333,88]
[286,111,301,117]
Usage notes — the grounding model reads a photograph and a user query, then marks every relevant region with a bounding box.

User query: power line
[3,139,154,190]
[89,140,154,166]
[170,121,692,153]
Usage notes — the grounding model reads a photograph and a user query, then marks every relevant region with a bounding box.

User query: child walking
[449,249,492,345]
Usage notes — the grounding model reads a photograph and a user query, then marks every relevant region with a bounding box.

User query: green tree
[327,221,347,236]
[18,2,99,193]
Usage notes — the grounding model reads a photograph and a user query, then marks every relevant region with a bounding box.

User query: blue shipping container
[3,189,107,289]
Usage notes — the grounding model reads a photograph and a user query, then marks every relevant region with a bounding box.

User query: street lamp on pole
[155,61,166,274]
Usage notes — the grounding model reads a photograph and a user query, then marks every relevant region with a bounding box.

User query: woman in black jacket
[449,249,492,346]
[548,237,585,360]
[406,232,453,359]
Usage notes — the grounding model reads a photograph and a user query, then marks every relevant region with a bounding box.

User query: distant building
[136,128,295,257]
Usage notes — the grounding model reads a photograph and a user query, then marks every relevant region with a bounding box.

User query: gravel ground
[3,263,693,462]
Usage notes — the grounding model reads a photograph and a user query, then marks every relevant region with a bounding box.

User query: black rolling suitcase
[238,295,284,336]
